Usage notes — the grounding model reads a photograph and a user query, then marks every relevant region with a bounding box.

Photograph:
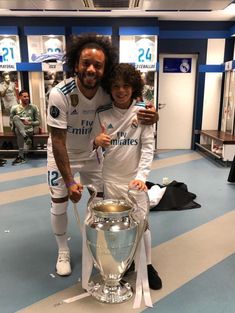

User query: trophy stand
[88,279,133,304]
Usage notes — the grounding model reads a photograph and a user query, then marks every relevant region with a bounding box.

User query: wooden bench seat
[0,132,49,154]
[0,132,49,139]
[200,130,235,145]
[196,130,235,162]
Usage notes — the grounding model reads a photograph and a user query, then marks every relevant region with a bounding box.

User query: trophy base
[89,280,133,304]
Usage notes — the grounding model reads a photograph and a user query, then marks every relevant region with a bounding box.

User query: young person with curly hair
[92,63,162,290]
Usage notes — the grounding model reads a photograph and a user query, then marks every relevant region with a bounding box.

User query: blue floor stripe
[0,152,234,313]
[0,174,47,191]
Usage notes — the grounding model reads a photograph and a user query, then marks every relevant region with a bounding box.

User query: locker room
[0,1,235,313]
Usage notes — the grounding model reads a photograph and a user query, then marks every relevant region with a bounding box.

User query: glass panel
[27,35,66,133]
[27,35,65,62]
[0,71,21,132]
[0,35,21,133]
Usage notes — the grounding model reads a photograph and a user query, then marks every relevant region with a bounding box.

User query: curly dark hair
[65,33,118,91]
[108,63,144,100]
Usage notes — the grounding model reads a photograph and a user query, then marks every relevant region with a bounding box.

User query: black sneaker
[147,264,162,290]
[12,156,26,166]
[0,158,7,164]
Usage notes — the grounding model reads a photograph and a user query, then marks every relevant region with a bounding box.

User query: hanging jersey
[47,77,111,161]
[135,37,155,64]
[0,81,18,111]
[92,101,155,183]
[44,38,63,54]
[0,37,19,63]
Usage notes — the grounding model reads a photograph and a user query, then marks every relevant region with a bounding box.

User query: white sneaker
[56,250,71,276]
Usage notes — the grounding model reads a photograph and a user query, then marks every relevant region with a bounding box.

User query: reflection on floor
[0,150,234,313]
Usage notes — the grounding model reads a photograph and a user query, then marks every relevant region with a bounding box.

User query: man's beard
[77,72,101,90]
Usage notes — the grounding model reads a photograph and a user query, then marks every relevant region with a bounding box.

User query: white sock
[50,201,69,252]
[143,229,152,265]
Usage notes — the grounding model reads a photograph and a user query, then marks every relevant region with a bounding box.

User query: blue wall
[0,17,234,146]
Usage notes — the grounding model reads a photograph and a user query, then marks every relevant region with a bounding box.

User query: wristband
[65,181,77,188]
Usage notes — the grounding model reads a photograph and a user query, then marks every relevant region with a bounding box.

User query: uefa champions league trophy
[84,185,148,304]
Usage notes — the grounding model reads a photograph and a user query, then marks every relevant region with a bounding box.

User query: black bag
[146,180,201,211]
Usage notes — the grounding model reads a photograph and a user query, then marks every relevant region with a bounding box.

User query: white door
[157,54,197,149]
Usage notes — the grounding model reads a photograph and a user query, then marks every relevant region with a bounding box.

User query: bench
[196,130,235,162]
[0,132,49,154]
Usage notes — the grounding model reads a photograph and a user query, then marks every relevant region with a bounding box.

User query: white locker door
[157,54,197,149]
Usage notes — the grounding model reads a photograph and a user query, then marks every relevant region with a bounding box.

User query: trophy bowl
[85,194,145,304]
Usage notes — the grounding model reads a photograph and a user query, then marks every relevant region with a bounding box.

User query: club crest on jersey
[131,117,138,128]
[70,94,79,107]
[50,105,60,118]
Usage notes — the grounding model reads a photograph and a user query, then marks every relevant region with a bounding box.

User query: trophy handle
[84,184,98,213]
[127,187,150,216]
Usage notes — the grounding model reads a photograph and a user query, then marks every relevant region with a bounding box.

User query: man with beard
[10,90,40,165]
[47,34,158,276]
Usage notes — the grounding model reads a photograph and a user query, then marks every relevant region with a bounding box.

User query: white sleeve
[47,87,68,129]
[135,125,155,182]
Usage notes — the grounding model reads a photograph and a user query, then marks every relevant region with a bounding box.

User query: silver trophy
[84,185,148,304]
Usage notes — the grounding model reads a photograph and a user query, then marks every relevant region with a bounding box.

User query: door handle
[158,103,166,109]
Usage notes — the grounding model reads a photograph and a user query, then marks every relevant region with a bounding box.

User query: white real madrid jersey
[0,37,19,62]
[47,77,111,161]
[135,37,155,63]
[0,81,18,108]
[92,101,155,183]
[44,38,63,54]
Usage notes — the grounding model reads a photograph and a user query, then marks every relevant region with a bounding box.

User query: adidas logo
[107,123,113,129]
[71,109,78,115]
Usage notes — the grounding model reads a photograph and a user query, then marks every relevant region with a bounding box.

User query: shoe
[56,250,71,276]
[24,136,32,146]
[1,141,8,149]
[12,156,26,165]
[0,158,7,164]
[123,261,135,277]
[147,264,162,290]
